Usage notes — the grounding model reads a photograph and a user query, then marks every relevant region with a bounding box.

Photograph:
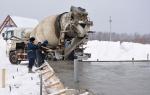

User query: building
[0,15,38,34]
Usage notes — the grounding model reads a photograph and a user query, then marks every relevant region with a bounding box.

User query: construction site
[1,0,150,95]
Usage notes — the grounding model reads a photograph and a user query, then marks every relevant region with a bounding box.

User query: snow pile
[11,16,39,28]
[84,40,150,61]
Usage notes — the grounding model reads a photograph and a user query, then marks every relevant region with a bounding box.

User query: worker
[27,37,38,73]
[36,40,48,67]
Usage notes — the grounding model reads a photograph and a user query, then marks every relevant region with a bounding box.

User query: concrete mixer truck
[3,6,93,64]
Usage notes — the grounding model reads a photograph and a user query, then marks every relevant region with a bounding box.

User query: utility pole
[109,16,112,41]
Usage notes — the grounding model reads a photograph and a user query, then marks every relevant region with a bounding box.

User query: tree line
[88,32,150,44]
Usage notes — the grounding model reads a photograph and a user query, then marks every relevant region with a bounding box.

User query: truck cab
[2,28,33,64]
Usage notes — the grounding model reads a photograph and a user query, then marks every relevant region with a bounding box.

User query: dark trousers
[28,58,35,69]
[36,50,45,67]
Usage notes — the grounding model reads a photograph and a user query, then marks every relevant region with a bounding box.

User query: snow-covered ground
[1,34,150,94]
[0,36,40,95]
[84,40,150,61]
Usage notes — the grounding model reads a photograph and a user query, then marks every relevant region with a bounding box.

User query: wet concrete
[49,61,150,95]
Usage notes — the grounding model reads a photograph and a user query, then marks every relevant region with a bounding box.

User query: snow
[1,33,150,94]
[84,40,150,61]
[11,16,39,28]
[0,36,40,95]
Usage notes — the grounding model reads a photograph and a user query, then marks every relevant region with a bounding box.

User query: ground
[1,36,150,95]
[0,37,40,95]
[0,61,40,95]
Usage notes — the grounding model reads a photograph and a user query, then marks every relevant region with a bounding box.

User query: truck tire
[9,51,19,64]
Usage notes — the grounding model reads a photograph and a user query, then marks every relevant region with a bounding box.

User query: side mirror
[2,33,8,40]
[2,33,5,38]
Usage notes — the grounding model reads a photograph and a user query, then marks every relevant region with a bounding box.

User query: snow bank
[84,40,150,61]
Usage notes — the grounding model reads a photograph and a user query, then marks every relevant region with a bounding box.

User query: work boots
[28,68,35,73]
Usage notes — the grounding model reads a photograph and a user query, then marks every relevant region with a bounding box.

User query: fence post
[132,58,134,64]
[40,74,42,95]
[2,69,6,88]
[74,59,79,82]
[147,53,149,60]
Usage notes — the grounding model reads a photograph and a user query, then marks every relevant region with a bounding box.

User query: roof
[10,16,39,28]
[0,19,2,27]
[0,15,39,34]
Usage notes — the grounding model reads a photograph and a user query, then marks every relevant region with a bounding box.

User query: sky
[0,0,150,34]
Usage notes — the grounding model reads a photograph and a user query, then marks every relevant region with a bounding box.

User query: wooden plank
[41,69,51,75]
[48,89,67,95]
[44,72,55,82]
[45,81,60,88]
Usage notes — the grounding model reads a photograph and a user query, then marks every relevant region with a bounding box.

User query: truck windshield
[6,30,14,39]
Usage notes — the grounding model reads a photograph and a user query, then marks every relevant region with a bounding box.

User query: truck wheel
[9,51,18,64]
